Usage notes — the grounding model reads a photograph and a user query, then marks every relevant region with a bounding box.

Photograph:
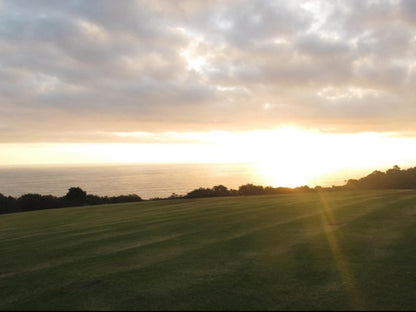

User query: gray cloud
[1,0,416,143]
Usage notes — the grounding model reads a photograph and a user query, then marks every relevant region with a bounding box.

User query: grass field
[1,190,416,310]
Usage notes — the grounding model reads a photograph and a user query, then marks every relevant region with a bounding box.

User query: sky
[1,0,416,184]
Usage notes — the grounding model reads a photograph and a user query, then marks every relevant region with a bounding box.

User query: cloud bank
[1,0,416,143]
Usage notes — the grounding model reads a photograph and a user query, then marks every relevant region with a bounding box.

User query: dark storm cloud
[0,0,415,143]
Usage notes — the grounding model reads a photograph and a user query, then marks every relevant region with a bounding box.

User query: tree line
[344,165,416,189]
[1,166,416,215]
[179,184,313,199]
[0,187,142,215]
[153,165,416,199]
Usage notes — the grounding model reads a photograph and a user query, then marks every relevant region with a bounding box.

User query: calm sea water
[0,163,353,199]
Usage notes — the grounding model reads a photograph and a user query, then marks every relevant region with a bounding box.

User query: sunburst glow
[3,127,416,187]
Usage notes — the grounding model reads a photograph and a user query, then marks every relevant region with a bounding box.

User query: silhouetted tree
[109,194,142,203]
[167,193,182,199]
[186,187,213,198]
[0,193,17,214]
[344,166,416,190]
[212,185,229,196]
[17,194,60,211]
[238,184,265,195]
[65,187,87,206]
[185,185,232,198]
[85,194,105,205]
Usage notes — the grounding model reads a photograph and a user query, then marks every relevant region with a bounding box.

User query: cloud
[1,0,416,143]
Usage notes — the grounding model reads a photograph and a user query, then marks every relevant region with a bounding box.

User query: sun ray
[317,191,365,309]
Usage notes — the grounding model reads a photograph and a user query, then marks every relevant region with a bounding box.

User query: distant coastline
[1,165,415,215]
[0,162,357,199]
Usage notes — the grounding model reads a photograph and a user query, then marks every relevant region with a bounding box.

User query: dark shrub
[65,187,87,206]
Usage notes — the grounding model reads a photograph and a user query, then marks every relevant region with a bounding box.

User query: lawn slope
[1,190,416,310]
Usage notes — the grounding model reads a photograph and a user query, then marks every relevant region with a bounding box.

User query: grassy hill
[1,190,416,310]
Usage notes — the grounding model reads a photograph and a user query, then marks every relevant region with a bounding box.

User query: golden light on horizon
[217,127,416,187]
[2,127,416,188]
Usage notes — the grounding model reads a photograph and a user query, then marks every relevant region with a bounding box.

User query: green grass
[1,190,416,310]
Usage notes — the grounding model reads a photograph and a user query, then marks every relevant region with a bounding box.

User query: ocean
[0,163,354,199]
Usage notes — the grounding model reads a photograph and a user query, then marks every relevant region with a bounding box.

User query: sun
[241,127,328,187]
[243,127,416,188]
[253,161,311,188]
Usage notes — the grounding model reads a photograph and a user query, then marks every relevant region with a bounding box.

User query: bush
[65,187,87,206]
[0,193,17,214]
[238,184,265,195]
